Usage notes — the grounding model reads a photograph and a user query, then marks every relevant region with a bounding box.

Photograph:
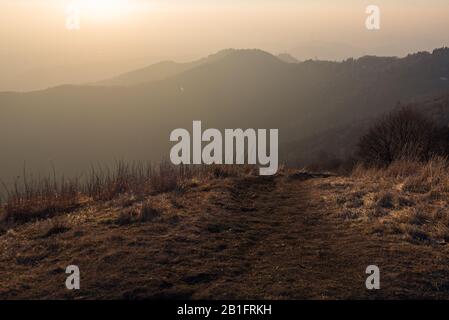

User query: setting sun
[69,0,133,22]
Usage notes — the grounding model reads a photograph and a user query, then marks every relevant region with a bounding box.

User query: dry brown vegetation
[0,162,257,227]
[342,158,449,244]
[2,160,449,299]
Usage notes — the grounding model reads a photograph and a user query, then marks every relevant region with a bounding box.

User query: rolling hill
[1,48,449,186]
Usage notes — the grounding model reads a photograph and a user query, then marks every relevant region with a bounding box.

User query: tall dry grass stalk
[0,161,256,224]
[0,166,81,223]
[352,157,449,191]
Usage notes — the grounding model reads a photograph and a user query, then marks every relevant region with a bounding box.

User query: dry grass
[116,201,161,225]
[330,157,449,243]
[1,175,81,224]
[0,162,256,226]
[2,163,449,299]
[36,217,71,238]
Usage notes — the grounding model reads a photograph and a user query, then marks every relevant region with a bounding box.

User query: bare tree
[357,107,440,166]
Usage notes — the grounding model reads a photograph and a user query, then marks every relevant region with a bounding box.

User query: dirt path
[1,173,449,299]
[187,175,449,299]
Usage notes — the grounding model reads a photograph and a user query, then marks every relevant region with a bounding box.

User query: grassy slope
[1,167,449,299]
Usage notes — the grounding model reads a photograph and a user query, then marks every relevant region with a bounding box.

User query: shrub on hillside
[357,107,448,166]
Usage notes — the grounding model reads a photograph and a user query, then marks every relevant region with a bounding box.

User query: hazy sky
[1,0,448,91]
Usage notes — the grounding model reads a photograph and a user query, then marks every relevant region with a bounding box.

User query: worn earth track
[1,174,449,299]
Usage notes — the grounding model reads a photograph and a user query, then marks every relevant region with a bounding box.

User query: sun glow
[69,0,134,23]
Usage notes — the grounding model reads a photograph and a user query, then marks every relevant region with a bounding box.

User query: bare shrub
[357,107,441,166]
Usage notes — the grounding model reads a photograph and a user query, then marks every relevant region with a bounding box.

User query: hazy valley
[2,48,449,189]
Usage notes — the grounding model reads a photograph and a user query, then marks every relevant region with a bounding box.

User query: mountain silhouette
[1,47,449,185]
[277,53,300,64]
[97,49,248,86]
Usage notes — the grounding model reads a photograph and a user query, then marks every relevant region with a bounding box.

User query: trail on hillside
[206,174,449,299]
[1,174,449,299]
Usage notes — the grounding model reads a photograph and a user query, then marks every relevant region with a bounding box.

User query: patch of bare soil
[1,172,449,299]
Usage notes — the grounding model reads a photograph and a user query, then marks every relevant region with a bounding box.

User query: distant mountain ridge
[97,47,449,90]
[1,47,449,185]
[277,53,300,64]
[97,49,276,86]
[98,49,299,86]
